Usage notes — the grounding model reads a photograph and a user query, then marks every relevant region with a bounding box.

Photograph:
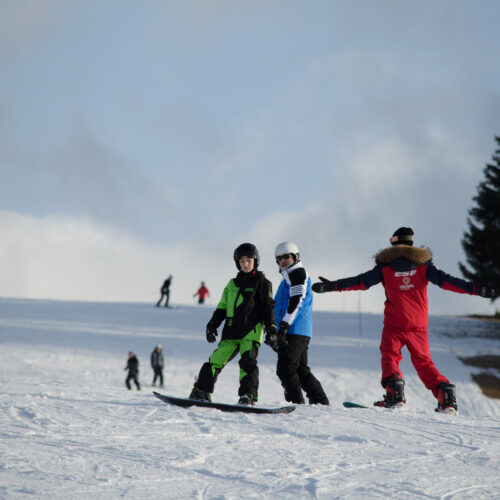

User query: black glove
[264,325,278,351]
[276,321,289,350]
[477,283,495,299]
[312,276,337,293]
[206,322,218,343]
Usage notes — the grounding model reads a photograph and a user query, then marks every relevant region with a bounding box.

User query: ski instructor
[311,227,494,414]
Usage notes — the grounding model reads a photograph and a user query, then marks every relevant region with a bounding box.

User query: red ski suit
[196,286,210,301]
[330,246,481,396]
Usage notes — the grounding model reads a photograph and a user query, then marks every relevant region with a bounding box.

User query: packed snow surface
[1,298,499,499]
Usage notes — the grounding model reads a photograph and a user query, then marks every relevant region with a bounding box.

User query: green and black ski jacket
[209,270,276,343]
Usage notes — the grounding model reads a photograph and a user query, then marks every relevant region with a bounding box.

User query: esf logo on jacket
[395,270,416,291]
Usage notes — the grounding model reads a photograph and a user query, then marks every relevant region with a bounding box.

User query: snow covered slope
[0,298,499,499]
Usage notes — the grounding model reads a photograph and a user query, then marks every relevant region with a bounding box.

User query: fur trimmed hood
[375,245,432,265]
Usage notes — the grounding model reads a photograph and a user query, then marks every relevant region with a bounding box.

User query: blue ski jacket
[274,262,313,338]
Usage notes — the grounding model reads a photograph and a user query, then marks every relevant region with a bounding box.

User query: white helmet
[275,241,300,264]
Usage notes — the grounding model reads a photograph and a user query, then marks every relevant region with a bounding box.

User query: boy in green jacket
[189,243,277,406]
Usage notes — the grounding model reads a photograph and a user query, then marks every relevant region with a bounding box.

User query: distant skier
[125,352,141,391]
[268,242,329,405]
[193,282,210,304]
[189,243,277,406]
[312,226,495,414]
[151,345,164,387]
[156,276,172,308]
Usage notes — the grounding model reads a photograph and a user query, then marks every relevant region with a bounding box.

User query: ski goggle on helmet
[275,242,300,264]
[234,243,260,270]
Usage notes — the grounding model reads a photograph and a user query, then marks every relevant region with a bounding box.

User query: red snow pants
[380,327,449,397]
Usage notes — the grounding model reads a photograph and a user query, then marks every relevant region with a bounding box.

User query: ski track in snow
[0,299,499,499]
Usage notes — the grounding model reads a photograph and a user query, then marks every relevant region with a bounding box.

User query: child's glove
[206,321,218,343]
[264,325,278,351]
[312,276,337,293]
[476,283,495,299]
[276,321,289,350]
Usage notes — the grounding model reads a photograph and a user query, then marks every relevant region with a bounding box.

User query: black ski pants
[126,371,141,390]
[156,291,170,307]
[276,334,329,405]
[152,366,164,387]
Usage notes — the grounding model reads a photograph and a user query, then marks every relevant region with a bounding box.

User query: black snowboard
[153,392,296,414]
[343,401,406,410]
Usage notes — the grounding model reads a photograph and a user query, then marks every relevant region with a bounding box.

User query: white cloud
[347,140,417,195]
[0,211,229,306]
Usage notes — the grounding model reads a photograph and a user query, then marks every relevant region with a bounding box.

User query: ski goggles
[276,253,293,263]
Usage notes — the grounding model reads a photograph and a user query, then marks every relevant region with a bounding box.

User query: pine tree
[459,136,500,302]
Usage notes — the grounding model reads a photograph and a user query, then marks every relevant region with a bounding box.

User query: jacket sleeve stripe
[290,284,306,296]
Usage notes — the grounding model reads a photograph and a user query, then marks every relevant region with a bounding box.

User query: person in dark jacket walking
[125,352,141,390]
[156,276,172,308]
[151,345,164,387]
[312,227,495,414]
[189,243,277,406]
[270,241,329,405]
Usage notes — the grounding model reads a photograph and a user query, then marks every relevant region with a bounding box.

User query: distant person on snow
[125,352,141,391]
[312,226,495,414]
[151,345,164,388]
[268,242,329,405]
[156,275,172,308]
[193,282,210,304]
[189,243,277,406]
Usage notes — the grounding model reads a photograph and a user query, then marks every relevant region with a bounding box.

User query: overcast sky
[1,0,499,316]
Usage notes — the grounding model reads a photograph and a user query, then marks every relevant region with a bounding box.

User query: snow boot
[189,387,211,402]
[374,377,406,408]
[435,382,457,414]
[237,394,255,406]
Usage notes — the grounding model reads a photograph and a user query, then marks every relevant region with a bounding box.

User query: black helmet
[233,243,259,270]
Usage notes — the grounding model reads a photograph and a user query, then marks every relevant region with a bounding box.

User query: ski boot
[237,394,255,406]
[374,377,406,409]
[435,382,457,415]
[189,387,211,402]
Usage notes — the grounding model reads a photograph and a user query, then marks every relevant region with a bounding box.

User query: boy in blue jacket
[270,242,329,405]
